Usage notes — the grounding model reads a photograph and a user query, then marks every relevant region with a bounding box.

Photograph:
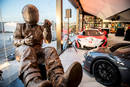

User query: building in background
[0,22,4,32]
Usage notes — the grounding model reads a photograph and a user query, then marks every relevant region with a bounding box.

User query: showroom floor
[60,47,105,87]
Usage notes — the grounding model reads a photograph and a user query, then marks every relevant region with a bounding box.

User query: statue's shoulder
[16,23,26,30]
[16,23,26,27]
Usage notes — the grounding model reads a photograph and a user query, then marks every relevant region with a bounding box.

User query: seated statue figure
[13,4,82,87]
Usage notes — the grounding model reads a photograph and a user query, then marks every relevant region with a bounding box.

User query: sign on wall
[66,9,72,18]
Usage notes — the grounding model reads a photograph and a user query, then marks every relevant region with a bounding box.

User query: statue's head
[22,4,39,24]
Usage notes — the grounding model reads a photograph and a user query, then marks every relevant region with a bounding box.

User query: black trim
[110,43,130,52]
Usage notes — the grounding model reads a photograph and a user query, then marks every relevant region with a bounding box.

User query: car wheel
[93,60,120,86]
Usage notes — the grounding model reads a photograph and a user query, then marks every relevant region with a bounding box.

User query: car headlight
[117,61,125,66]
[114,56,125,66]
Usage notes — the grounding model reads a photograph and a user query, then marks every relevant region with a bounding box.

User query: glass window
[0,0,56,86]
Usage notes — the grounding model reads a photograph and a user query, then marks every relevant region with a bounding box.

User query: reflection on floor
[60,47,105,87]
[8,78,24,87]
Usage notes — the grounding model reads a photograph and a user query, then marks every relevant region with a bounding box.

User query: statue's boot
[23,67,52,87]
[43,47,83,87]
[17,45,52,87]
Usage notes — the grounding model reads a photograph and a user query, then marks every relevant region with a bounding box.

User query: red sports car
[75,29,107,49]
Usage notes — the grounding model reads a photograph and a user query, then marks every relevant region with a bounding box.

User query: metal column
[56,0,63,54]
[94,16,96,28]
[80,14,83,31]
[82,14,84,29]
[76,8,79,34]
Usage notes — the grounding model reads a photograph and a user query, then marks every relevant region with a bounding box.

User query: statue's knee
[18,45,35,55]
[43,47,57,58]
[45,47,56,53]
[15,45,34,62]
[23,45,34,51]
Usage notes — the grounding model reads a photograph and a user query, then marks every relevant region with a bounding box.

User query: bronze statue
[14,4,82,87]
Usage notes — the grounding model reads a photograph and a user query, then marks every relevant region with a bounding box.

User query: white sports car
[75,29,107,49]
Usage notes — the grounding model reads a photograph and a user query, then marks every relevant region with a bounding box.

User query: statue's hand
[44,19,52,27]
[24,35,34,46]
[42,19,52,43]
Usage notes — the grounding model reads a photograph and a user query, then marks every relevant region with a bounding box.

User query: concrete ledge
[0,60,19,87]
[0,72,18,87]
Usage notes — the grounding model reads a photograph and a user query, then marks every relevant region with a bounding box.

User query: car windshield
[81,30,101,36]
[113,46,130,59]
[110,43,130,52]
[117,45,130,50]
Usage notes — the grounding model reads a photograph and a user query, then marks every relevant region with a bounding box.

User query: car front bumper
[118,66,130,83]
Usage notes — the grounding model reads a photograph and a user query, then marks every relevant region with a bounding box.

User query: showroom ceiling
[69,0,130,19]
[107,9,130,21]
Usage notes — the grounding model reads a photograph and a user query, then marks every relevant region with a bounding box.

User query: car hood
[77,36,106,47]
[89,47,111,53]
[89,47,130,61]
[77,35,106,39]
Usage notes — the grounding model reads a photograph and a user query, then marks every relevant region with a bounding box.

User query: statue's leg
[36,51,47,80]
[43,47,83,87]
[16,45,52,87]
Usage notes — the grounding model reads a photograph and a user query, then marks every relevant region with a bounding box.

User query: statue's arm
[13,23,25,47]
[42,19,52,43]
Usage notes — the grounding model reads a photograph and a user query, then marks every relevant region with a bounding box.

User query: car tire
[92,60,121,86]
